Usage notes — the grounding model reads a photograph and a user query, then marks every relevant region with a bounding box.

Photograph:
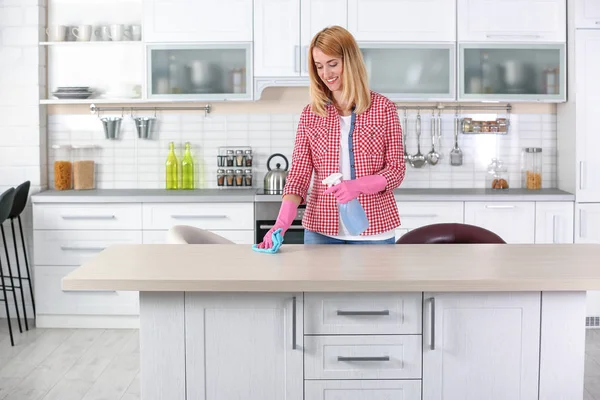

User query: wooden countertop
[61,243,600,292]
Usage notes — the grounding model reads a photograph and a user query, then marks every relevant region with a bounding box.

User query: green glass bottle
[181,142,194,189]
[166,142,178,190]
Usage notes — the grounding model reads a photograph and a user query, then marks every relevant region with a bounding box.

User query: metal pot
[263,153,289,194]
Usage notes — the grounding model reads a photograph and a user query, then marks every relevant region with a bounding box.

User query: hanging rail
[90,103,212,117]
[395,102,511,113]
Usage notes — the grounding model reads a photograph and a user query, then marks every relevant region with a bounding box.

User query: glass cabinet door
[359,43,455,101]
[459,43,565,102]
[147,44,252,100]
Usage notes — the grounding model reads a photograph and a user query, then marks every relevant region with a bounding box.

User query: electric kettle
[263,153,289,194]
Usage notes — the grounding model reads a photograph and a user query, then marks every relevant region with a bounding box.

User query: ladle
[410,111,426,168]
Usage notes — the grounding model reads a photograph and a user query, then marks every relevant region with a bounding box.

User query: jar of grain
[73,146,97,190]
[521,147,542,190]
[52,145,72,191]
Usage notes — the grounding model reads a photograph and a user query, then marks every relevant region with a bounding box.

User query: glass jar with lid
[491,159,509,190]
[72,145,97,190]
[521,147,542,190]
[52,145,72,191]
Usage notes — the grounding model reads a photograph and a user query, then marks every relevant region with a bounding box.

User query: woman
[257,25,405,247]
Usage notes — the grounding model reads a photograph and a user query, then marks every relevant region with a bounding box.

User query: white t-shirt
[324,115,395,241]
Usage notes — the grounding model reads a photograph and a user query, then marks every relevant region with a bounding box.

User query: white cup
[94,25,111,41]
[46,25,67,42]
[109,24,124,41]
[72,25,92,42]
[129,25,142,41]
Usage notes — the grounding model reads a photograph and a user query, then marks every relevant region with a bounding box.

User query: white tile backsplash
[46,112,557,190]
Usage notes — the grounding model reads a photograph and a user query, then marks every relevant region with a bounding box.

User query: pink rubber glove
[323,175,387,204]
[256,199,298,249]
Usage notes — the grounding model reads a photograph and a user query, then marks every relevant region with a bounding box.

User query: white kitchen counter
[31,187,575,203]
[61,243,595,400]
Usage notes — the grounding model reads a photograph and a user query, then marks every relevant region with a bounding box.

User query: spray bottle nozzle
[322,173,343,188]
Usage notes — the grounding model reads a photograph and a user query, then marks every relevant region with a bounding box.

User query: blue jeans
[304,230,396,245]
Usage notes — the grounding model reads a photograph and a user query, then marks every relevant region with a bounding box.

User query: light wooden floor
[1,320,600,400]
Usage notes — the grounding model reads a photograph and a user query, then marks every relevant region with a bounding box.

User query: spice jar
[234,169,244,186]
[72,146,96,190]
[225,169,235,187]
[226,150,234,167]
[235,150,244,167]
[217,169,225,187]
[522,147,542,190]
[244,149,253,167]
[52,145,72,191]
[244,169,253,186]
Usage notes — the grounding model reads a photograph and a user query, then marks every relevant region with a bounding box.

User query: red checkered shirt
[282,91,406,236]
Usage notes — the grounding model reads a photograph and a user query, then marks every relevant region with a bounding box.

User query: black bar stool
[0,187,19,346]
[8,181,34,330]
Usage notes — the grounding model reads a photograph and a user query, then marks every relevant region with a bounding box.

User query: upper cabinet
[348,0,456,42]
[361,43,455,101]
[254,0,347,78]
[575,0,600,29]
[459,43,566,102]
[457,0,566,42]
[143,0,253,42]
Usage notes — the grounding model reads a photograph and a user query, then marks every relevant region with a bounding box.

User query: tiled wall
[0,0,45,318]
[47,111,557,190]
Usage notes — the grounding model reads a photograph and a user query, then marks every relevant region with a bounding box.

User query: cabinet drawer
[305,380,421,400]
[142,202,253,230]
[304,335,422,380]
[304,293,421,335]
[142,229,254,244]
[464,201,535,243]
[34,230,142,266]
[397,201,464,229]
[33,203,142,230]
[34,266,139,315]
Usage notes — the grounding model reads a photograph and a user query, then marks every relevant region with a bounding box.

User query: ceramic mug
[72,25,92,41]
[46,25,67,42]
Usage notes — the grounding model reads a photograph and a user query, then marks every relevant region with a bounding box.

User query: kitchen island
[62,243,599,400]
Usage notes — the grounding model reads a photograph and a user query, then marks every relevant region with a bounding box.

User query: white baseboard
[35,314,139,329]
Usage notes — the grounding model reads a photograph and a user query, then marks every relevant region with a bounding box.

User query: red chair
[395,223,506,244]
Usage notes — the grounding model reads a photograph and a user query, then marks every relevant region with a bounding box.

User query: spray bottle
[322,173,369,236]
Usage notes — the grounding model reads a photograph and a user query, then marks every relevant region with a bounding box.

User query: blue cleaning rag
[252,228,284,254]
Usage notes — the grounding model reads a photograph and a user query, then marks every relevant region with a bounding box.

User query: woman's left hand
[324,175,387,204]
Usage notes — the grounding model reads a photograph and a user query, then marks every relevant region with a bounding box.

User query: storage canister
[521,147,542,190]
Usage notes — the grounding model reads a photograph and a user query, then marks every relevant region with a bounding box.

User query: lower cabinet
[464,201,536,243]
[184,293,304,400]
[422,292,541,400]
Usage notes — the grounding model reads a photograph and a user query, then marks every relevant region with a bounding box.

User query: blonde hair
[307,25,371,117]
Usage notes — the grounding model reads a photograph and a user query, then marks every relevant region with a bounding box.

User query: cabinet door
[464,201,535,243]
[575,0,600,28]
[348,0,456,42]
[185,293,303,400]
[143,0,252,42]
[423,292,541,400]
[459,43,566,102]
[254,0,301,77]
[576,31,600,202]
[576,203,600,244]
[534,202,574,244]
[457,0,566,42]
[361,43,455,101]
[300,0,348,76]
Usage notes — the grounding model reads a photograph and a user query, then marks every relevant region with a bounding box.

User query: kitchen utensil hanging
[131,108,157,140]
[426,109,440,166]
[401,107,413,164]
[409,109,426,168]
[450,108,463,166]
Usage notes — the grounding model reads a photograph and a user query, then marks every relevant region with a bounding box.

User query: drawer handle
[402,214,438,218]
[337,356,390,362]
[171,215,228,219]
[486,34,541,39]
[61,215,115,220]
[61,246,106,251]
[337,310,390,316]
[484,205,515,209]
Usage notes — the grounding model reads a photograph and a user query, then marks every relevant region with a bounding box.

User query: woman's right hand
[256,198,300,249]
